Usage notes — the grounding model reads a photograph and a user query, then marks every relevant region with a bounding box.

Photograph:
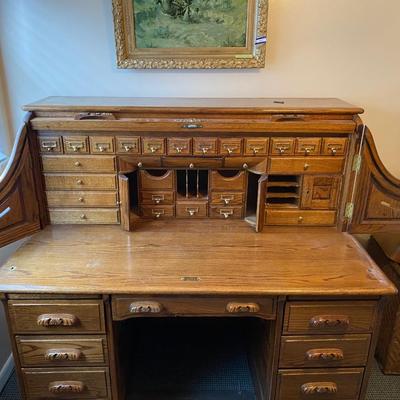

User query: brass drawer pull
[152,209,165,218]
[221,195,234,205]
[148,144,162,153]
[226,302,260,313]
[174,145,187,154]
[37,313,78,327]
[152,195,165,204]
[303,147,313,155]
[306,348,344,361]
[45,348,82,361]
[186,207,199,216]
[76,179,83,185]
[220,209,234,219]
[74,111,116,120]
[309,315,350,329]
[183,123,203,129]
[250,146,263,155]
[122,143,135,152]
[301,382,338,395]
[41,141,57,152]
[276,145,289,155]
[200,145,211,154]
[74,161,81,167]
[223,145,238,155]
[49,381,85,394]
[129,301,163,314]
[96,143,109,152]
[68,142,84,152]
[329,147,338,155]
[304,163,310,170]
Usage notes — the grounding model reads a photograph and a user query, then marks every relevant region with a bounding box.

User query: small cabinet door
[301,176,341,209]
[0,120,43,247]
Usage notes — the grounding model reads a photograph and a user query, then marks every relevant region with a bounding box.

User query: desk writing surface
[0,221,395,296]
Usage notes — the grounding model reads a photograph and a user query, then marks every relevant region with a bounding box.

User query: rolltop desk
[0,97,399,400]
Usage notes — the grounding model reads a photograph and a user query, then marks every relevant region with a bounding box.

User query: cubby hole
[266,175,301,208]
[177,169,209,199]
[145,169,169,177]
[246,172,260,223]
[117,317,270,400]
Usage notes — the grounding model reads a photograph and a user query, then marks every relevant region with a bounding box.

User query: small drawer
[224,157,267,172]
[265,210,336,226]
[89,136,115,154]
[279,334,371,368]
[39,136,63,154]
[49,208,119,224]
[139,170,174,190]
[119,157,162,170]
[112,296,276,320]
[46,191,118,208]
[276,368,364,400]
[141,205,175,219]
[269,157,344,174]
[210,170,246,191]
[219,138,242,156]
[142,137,165,155]
[322,137,348,156]
[270,138,295,155]
[41,156,116,173]
[210,192,245,206]
[283,301,378,335]
[176,201,208,218]
[162,157,223,169]
[244,138,269,156]
[116,137,140,154]
[295,138,322,156]
[44,174,117,190]
[193,137,218,156]
[8,300,106,334]
[63,136,89,154]
[167,138,192,156]
[16,335,108,367]
[140,190,174,205]
[209,206,243,219]
[22,367,110,400]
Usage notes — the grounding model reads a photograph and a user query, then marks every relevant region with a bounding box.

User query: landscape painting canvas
[113,0,269,68]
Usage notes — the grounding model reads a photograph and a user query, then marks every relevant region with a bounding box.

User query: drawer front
[116,137,140,154]
[193,137,218,156]
[276,368,364,400]
[140,190,174,205]
[279,334,371,368]
[224,157,267,172]
[39,136,63,154]
[46,191,118,208]
[17,335,108,367]
[141,205,175,218]
[210,192,245,206]
[22,367,110,400]
[89,136,115,154]
[63,136,89,154]
[269,157,344,174]
[162,157,223,169]
[176,201,208,218]
[322,137,348,156]
[167,138,192,156]
[209,206,244,219]
[283,301,378,335]
[265,210,336,226]
[142,137,165,155]
[112,296,276,320]
[295,138,322,156]
[244,138,269,156]
[270,138,295,155]
[219,138,242,156]
[44,174,117,190]
[41,156,116,173]
[49,208,119,224]
[210,171,246,191]
[119,156,162,170]
[139,170,174,190]
[8,300,105,334]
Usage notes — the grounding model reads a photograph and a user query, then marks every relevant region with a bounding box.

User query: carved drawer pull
[306,348,344,361]
[226,302,260,313]
[41,141,57,152]
[152,195,165,204]
[37,313,78,327]
[186,208,199,216]
[49,381,85,394]
[301,382,338,395]
[0,207,11,219]
[129,301,163,314]
[74,112,116,120]
[45,348,82,361]
[309,315,350,329]
[220,209,234,219]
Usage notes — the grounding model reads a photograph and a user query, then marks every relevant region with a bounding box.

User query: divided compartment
[139,169,174,190]
[210,170,247,191]
[266,175,301,208]
[176,169,208,199]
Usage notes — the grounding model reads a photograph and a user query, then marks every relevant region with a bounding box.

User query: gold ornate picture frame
[112,0,268,69]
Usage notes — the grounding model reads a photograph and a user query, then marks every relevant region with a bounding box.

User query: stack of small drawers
[8,298,111,400]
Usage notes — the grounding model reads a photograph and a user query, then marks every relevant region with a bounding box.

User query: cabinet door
[348,127,400,233]
[301,176,341,209]
[0,119,43,247]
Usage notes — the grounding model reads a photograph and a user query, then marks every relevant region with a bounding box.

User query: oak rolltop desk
[0,97,399,400]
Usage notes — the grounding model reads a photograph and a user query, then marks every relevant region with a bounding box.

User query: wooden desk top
[0,221,395,296]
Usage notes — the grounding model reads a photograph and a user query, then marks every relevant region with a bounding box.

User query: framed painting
[112,0,269,69]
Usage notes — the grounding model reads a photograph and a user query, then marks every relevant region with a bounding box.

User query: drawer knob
[149,145,161,153]
[37,313,78,327]
[301,382,338,395]
[74,161,81,167]
[96,144,108,152]
[45,348,82,361]
[304,147,312,155]
[186,208,199,216]
[80,214,87,220]
[304,163,310,170]
[298,216,304,223]
[226,302,260,314]
[189,163,195,169]
[137,162,143,168]
[200,146,210,154]
[78,197,84,202]
[220,209,234,219]
[49,381,85,394]
[129,301,163,314]
[225,146,238,155]
[76,179,83,185]
[242,163,249,169]
[330,147,338,155]
[309,315,350,329]
[306,348,344,361]
[152,209,164,218]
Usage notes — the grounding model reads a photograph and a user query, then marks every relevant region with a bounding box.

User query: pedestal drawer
[22,367,110,400]
[279,334,371,368]
[16,335,108,367]
[46,191,118,207]
[276,368,364,400]
[41,156,116,173]
[44,174,117,190]
[49,208,119,224]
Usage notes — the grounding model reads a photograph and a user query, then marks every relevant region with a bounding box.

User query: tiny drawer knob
[226,302,260,314]
[331,148,337,155]
[304,163,310,170]
[49,381,84,394]
[80,214,87,220]
[78,197,84,203]
[45,348,82,361]
[242,163,249,169]
[76,179,83,185]
[298,216,304,223]
[74,161,81,167]
[301,382,338,395]
[129,301,163,314]
[37,313,78,327]
[189,163,195,169]
[137,162,143,168]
